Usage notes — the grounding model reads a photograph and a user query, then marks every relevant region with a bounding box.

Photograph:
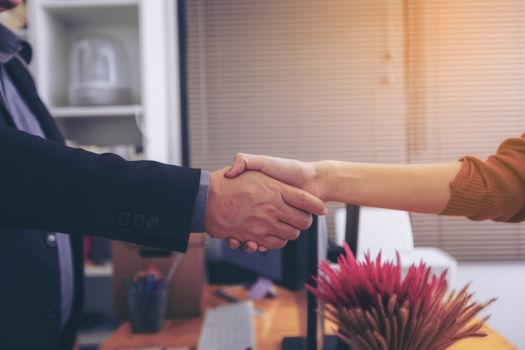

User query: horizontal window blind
[406,0,525,260]
[184,0,408,238]
[184,0,525,260]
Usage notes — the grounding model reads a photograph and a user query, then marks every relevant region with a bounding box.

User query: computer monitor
[220,240,283,281]
[207,216,328,291]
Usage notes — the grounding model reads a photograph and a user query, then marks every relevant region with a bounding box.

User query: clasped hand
[204,155,323,253]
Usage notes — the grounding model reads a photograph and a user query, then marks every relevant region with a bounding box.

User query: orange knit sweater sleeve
[441,133,525,222]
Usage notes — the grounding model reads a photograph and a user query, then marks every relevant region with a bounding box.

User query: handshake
[204,154,326,253]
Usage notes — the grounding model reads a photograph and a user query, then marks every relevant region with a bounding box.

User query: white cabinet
[28,0,181,164]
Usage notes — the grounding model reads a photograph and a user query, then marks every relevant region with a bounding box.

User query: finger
[258,246,268,253]
[243,240,259,253]
[261,235,288,249]
[270,220,301,240]
[228,238,241,249]
[278,205,313,231]
[244,241,259,253]
[225,153,267,178]
[281,185,327,216]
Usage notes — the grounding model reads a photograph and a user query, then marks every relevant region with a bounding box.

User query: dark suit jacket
[0,45,201,350]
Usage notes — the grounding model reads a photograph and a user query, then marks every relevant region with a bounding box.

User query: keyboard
[197,301,256,350]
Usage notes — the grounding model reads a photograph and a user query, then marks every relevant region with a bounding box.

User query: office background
[184,3,525,345]
[1,0,524,348]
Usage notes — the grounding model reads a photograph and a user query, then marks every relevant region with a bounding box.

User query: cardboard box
[112,233,205,319]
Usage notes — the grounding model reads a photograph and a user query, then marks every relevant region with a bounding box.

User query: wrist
[312,160,333,202]
[203,169,224,236]
[188,171,209,232]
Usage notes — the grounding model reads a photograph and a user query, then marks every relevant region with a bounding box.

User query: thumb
[225,153,268,178]
[225,153,248,178]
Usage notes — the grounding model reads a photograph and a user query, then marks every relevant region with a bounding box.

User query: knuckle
[279,224,296,238]
[300,192,309,205]
[252,226,266,236]
[298,221,308,231]
[295,213,312,230]
[247,219,269,236]
[265,238,283,249]
[266,205,278,217]
[268,183,281,194]
[281,229,292,239]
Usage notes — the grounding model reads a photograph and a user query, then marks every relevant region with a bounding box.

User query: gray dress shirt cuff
[189,170,209,232]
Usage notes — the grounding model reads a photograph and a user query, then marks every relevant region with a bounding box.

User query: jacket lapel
[4,57,65,144]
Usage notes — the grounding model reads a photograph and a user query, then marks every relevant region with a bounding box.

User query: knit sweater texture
[441,133,525,222]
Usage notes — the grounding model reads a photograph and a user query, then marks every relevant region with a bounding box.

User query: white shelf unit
[52,105,144,146]
[28,0,182,163]
[51,105,142,119]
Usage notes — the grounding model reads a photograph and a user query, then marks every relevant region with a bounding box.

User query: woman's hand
[226,153,324,198]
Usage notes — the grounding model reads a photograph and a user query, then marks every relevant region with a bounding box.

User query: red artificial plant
[307,243,495,350]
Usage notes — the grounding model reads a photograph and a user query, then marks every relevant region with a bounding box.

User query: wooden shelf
[51,105,142,119]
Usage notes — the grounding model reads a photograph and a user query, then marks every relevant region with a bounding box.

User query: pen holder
[125,284,168,333]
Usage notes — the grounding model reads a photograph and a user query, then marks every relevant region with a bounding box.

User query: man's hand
[204,167,326,251]
[224,154,326,252]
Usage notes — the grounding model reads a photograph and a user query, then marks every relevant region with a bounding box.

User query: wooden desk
[100,286,516,350]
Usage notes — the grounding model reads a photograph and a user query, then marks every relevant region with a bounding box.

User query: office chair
[334,205,458,286]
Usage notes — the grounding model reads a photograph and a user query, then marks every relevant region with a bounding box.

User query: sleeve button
[146,216,160,231]
[132,214,145,229]
[117,212,131,227]
[45,233,57,248]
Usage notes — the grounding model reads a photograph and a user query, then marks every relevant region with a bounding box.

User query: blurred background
[2,0,524,348]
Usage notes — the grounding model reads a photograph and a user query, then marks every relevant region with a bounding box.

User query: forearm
[314,160,462,214]
[0,128,201,251]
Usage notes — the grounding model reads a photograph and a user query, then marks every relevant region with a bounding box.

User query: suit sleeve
[441,133,525,222]
[0,127,201,252]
